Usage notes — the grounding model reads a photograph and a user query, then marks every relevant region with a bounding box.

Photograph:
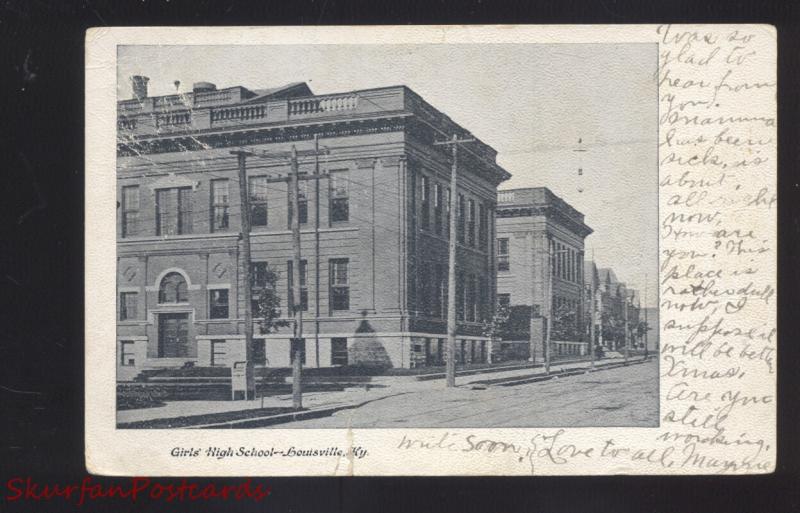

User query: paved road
[288,359,658,428]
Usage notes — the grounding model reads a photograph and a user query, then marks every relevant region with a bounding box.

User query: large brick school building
[116,78,510,379]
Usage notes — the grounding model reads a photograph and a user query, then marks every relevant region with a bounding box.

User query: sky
[118,43,658,307]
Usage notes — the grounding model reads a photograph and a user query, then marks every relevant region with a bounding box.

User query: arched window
[159,272,188,303]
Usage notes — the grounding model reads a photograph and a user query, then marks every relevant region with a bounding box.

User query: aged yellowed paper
[86,24,776,475]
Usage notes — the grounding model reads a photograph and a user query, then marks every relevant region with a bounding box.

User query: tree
[253,265,291,335]
[551,302,578,341]
[601,310,624,348]
[482,301,511,341]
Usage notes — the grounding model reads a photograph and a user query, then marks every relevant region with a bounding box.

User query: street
[287,359,658,428]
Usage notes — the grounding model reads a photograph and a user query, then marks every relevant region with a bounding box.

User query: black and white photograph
[113,42,659,430]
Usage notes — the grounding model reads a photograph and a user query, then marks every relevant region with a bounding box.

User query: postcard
[85,24,776,475]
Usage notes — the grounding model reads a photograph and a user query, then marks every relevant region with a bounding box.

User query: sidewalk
[117,355,649,428]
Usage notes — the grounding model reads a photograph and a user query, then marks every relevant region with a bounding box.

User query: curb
[490,357,654,387]
[187,393,408,429]
[413,356,599,382]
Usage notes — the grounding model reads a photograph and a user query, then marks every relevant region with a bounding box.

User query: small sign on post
[231,361,255,401]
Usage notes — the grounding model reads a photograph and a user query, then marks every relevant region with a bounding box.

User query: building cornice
[118,115,409,157]
[496,205,593,238]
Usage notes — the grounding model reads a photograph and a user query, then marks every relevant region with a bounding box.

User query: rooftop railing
[210,104,268,123]
[156,110,192,128]
[288,93,359,117]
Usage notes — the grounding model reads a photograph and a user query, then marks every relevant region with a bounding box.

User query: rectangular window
[251,340,266,366]
[417,264,430,316]
[251,261,270,314]
[330,171,349,223]
[478,202,487,250]
[210,179,230,232]
[456,270,465,321]
[331,338,348,366]
[575,250,579,282]
[288,180,309,227]
[330,258,350,311]
[567,248,572,281]
[209,289,229,319]
[211,340,226,366]
[467,274,476,322]
[570,249,575,282]
[287,260,309,312]
[497,293,511,308]
[420,175,430,231]
[479,276,488,322]
[249,176,268,227]
[120,341,135,366]
[119,292,137,321]
[457,194,466,244]
[445,187,451,239]
[553,241,559,278]
[121,185,139,237]
[178,188,193,234]
[156,187,193,235]
[565,248,571,281]
[434,183,443,235]
[436,264,447,318]
[497,238,510,271]
[290,338,306,365]
[573,250,577,282]
[557,243,563,279]
[251,262,270,288]
[554,242,560,278]
[424,338,432,365]
[467,199,476,247]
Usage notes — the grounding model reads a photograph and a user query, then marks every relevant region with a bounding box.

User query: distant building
[116,78,510,379]
[641,307,659,352]
[627,288,642,349]
[583,260,601,349]
[495,187,593,359]
[596,268,644,352]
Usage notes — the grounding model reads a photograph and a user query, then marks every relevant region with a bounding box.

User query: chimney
[131,75,149,100]
[192,81,217,93]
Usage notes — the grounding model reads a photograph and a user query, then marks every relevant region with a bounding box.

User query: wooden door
[158,313,189,357]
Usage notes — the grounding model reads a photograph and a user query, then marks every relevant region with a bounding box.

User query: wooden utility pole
[624,292,630,364]
[529,312,536,365]
[643,274,649,359]
[588,272,596,371]
[434,134,475,388]
[313,134,322,369]
[240,142,329,407]
[231,150,256,400]
[289,145,304,409]
[545,241,553,375]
